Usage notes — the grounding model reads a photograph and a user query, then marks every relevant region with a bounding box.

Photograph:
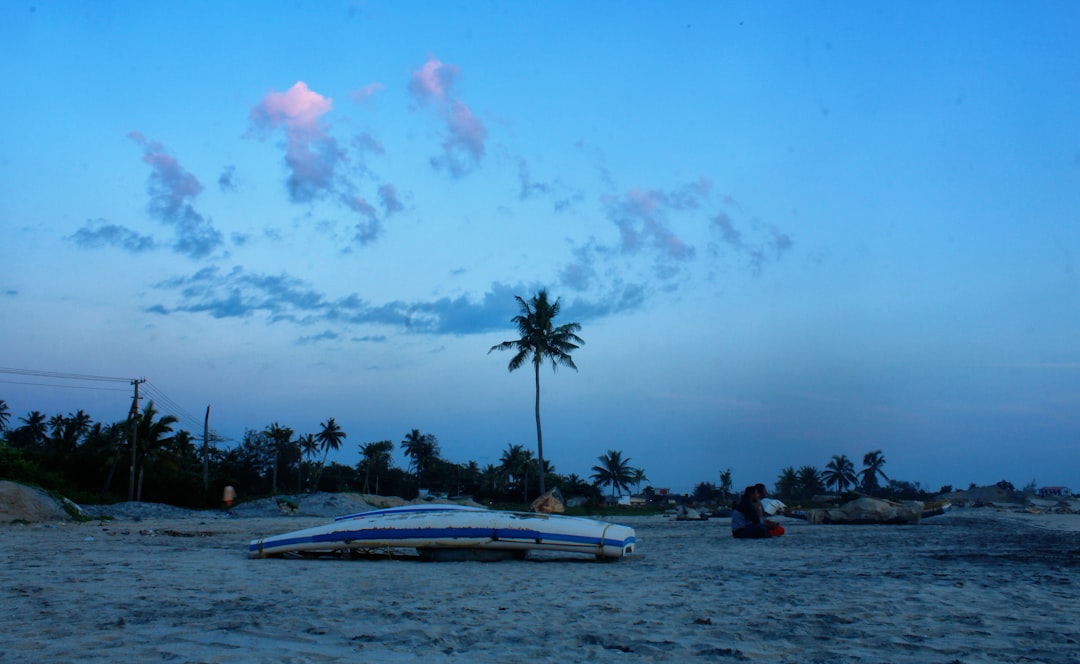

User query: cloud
[297,330,339,345]
[345,195,382,245]
[606,186,697,263]
[150,266,554,336]
[378,184,403,215]
[409,56,487,177]
[409,57,459,103]
[560,180,794,298]
[70,219,157,253]
[129,132,224,258]
[218,165,238,192]
[709,214,794,274]
[248,81,341,202]
[350,82,384,105]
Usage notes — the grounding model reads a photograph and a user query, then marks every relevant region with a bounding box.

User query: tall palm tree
[631,467,649,494]
[359,440,394,494]
[823,454,857,494]
[0,399,9,431]
[859,450,889,496]
[489,289,584,497]
[401,429,438,493]
[591,449,634,502]
[312,418,346,492]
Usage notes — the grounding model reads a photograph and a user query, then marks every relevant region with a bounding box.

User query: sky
[3,1,1080,495]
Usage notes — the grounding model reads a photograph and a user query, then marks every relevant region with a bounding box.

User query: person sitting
[731,485,784,538]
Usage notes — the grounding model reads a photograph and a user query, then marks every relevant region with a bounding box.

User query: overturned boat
[248,503,637,561]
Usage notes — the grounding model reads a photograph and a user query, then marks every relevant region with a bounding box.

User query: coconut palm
[823,454,857,494]
[401,429,439,492]
[0,399,9,431]
[775,466,799,501]
[132,400,179,502]
[264,422,294,494]
[312,418,346,491]
[796,465,825,499]
[591,449,634,502]
[499,443,534,503]
[719,468,734,503]
[859,450,889,496]
[489,289,584,497]
[297,433,318,491]
[14,410,48,449]
[359,440,395,494]
[631,467,649,493]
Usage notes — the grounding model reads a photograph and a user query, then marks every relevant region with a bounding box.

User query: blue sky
[3,1,1079,494]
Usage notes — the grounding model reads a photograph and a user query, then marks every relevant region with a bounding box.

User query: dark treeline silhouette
[0,398,647,510]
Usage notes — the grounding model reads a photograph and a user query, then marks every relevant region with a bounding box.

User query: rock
[0,481,72,522]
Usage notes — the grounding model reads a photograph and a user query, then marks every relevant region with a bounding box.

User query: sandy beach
[2,499,1079,663]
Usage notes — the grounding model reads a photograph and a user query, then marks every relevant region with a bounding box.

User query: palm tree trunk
[533,361,546,496]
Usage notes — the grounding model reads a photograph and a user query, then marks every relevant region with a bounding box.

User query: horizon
[3,2,1079,495]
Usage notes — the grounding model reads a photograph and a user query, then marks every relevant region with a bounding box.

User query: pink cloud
[249,82,341,202]
[251,81,333,135]
[409,56,459,103]
[408,55,487,176]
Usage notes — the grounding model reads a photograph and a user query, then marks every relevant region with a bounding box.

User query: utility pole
[203,405,211,492]
[127,378,146,502]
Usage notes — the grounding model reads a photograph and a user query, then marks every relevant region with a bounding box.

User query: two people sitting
[731,483,785,539]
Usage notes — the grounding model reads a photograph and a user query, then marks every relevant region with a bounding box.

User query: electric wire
[0,366,234,446]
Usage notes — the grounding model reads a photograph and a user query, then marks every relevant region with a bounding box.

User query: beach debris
[675,504,708,521]
[530,487,565,513]
[761,497,786,516]
[801,497,924,525]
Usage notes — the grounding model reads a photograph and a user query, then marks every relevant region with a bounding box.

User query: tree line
[0,398,648,509]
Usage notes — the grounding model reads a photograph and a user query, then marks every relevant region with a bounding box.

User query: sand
[1,500,1079,662]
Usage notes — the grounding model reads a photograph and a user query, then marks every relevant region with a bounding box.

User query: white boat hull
[248,504,637,560]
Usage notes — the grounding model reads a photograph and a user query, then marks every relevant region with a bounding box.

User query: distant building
[1038,486,1073,497]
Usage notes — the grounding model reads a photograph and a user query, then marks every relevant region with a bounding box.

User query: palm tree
[489,289,584,497]
[0,399,9,431]
[631,467,649,494]
[132,400,179,502]
[499,443,534,503]
[15,410,48,449]
[823,454,857,494]
[591,449,634,502]
[400,429,439,493]
[359,440,394,494]
[312,418,346,492]
[859,450,889,496]
[264,422,294,494]
[796,465,824,499]
[775,466,799,501]
[297,433,318,492]
[719,468,734,503]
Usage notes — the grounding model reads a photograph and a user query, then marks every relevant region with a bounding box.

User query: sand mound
[0,480,72,522]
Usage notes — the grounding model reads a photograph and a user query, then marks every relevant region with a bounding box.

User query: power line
[0,379,129,392]
[0,367,130,383]
[1,366,233,446]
